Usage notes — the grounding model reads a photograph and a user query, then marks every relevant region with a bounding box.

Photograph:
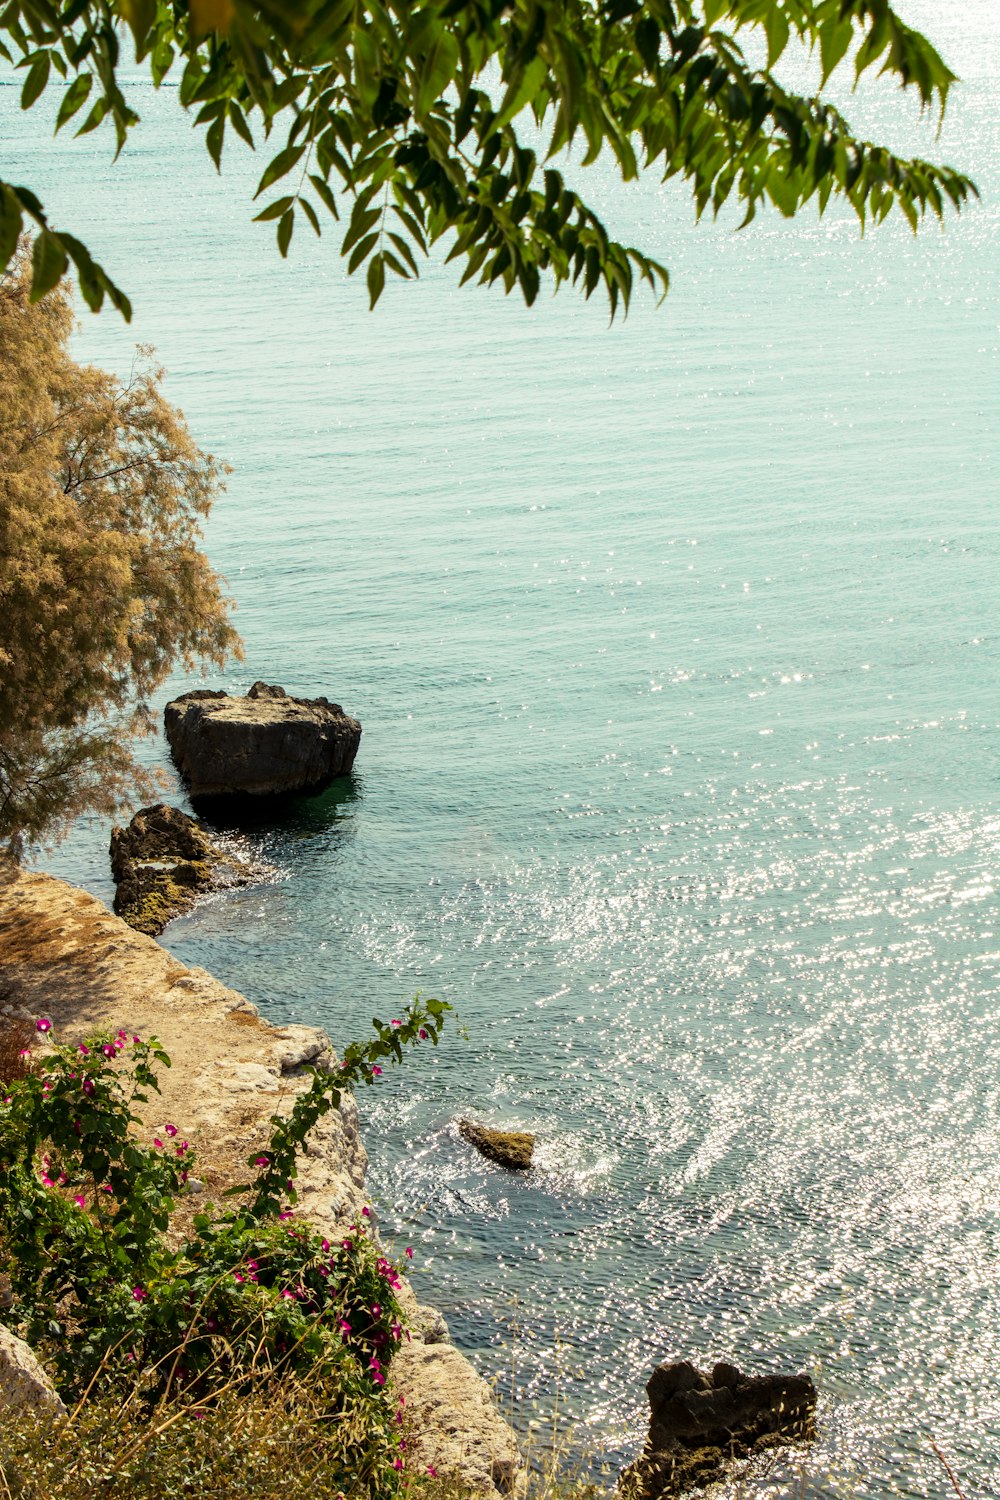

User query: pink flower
[391,1019,402,1028]
[361,1206,371,1218]
[132,1035,141,1044]
[254,1155,269,1166]
[419,1028,428,1040]
[154,1138,163,1149]
[342,1239,353,1251]
[35,1018,52,1034]
[40,1174,55,1188]
[102,1045,115,1058]
[82,1079,95,1096]
[372,1369,386,1386]
[321,1239,330,1252]
[339,1320,352,1335]
[371,1303,382,1317]
[279,1211,294,1221]
[74,1194,86,1209]
[132,1286,147,1301]
[17,1049,29,1059]
[101,1184,113,1195]
[117,1029,127,1039]
[393,1457,403,1469]
[427,1466,438,1477]
[391,1321,403,1340]
[78,1045,89,1056]
[371,1065,382,1077]
[405,1247,413,1259]
[246,1260,258,1272]
[165,1123,178,1138]
[280,1289,295,1300]
[233,1273,244,1284]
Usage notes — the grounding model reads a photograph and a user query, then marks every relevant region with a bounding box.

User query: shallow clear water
[7,3,1000,1492]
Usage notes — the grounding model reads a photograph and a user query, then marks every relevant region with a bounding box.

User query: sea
[4,2,999,1492]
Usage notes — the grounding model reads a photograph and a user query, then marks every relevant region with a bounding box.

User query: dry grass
[0,1375,400,1500]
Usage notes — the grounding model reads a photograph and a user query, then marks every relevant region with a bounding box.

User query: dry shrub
[0,1376,401,1500]
[0,1017,34,1088]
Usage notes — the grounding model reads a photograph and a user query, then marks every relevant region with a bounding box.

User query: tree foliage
[0,244,239,852]
[0,1,979,319]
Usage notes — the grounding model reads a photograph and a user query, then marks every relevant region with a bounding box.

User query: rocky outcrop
[110,803,257,935]
[618,1360,817,1499]
[0,1326,66,1416]
[0,866,520,1498]
[393,1340,524,1495]
[459,1120,535,1170]
[164,681,361,801]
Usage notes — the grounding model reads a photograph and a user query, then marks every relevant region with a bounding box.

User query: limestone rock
[619,1360,817,1500]
[393,1341,523,1496]
[164,681,361,801]
[0,1326,65,1416]
[459,1119,535,1171]
[110,803,256,935]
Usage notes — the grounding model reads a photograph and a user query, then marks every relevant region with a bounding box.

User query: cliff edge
[0,865,521,1496]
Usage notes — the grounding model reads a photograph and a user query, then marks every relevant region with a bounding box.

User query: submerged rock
[163,681,361,801]
[459,1120,535,1171]
[619,1360,817,1499]
[110,803,255,935]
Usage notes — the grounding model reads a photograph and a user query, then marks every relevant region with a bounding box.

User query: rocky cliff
[0,865,520,1495]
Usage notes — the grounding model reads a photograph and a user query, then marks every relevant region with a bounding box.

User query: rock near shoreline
[109,803,257,935]
[619,1359,817,1499]
[164,681,361,801]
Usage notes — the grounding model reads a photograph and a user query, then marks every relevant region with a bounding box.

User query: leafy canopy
[0,245,238,853]
[0,1,978,319]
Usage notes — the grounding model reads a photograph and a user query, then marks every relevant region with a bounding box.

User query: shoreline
[0,863,522,1496]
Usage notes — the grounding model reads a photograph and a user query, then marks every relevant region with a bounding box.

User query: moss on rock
[110,805,254,935]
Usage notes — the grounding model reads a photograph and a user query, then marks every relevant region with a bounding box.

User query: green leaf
[495,53,548,130]
[342,203,380,255]
[415,29,458,116]
[253,195,294,222]
[309,174,339,219]
[254,144,306,200]
[121,0,157,55]
[30,229,68,301]
[765,7,790,69]
[228,101,254,148]
[75,96,108,137]
[820,18,854,84]
[206,115,225,171]
[55,72,92,133]
[21,53,51,110]
[0,185,24,271]
[277,207,294,257]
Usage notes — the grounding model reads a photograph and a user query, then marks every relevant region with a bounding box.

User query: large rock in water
[164,681,361,800]
[618,1360,817,1499]
[110,803,256,935]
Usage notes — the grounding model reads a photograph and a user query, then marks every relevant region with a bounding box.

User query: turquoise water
[7,3,1000,1491]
